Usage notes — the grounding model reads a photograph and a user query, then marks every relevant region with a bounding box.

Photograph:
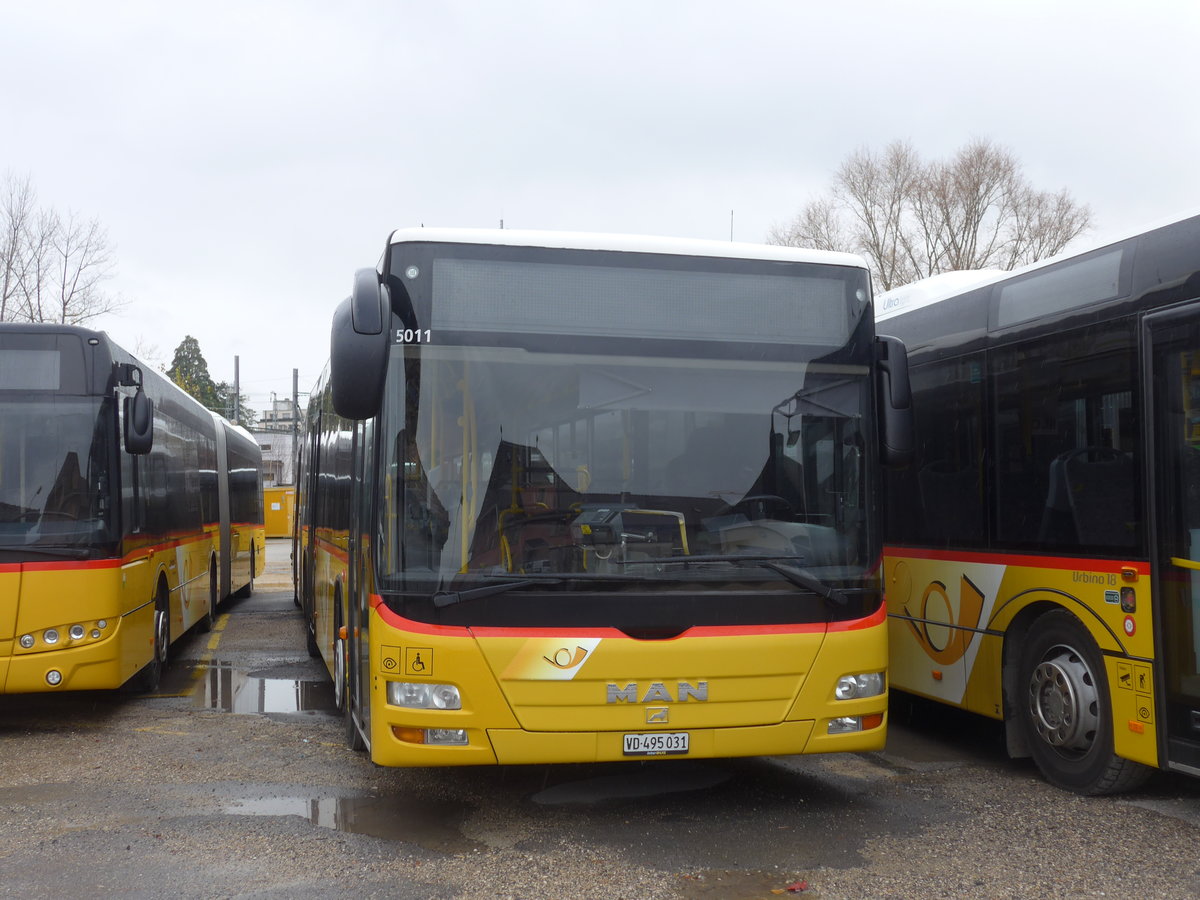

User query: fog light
[69,625,85,641]
[46,670,63,686]
[425,728,468,745]
[19,634,35,649]
[43,629,60,646]
[91,629,102,639]
[97,620,107,629]
[828,716,862,734]
[386,681,462,709]
[835,672,885,700]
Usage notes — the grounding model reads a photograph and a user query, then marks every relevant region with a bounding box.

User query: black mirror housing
[124,389,154,455]
[875,334,913,468]
[331,269,390,420]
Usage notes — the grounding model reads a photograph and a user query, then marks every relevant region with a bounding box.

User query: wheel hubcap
[154,608,169,664]
[334,636,346,709]
[1028,646,1099,752]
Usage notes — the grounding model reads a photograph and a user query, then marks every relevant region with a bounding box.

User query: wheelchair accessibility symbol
[405,647,433,676]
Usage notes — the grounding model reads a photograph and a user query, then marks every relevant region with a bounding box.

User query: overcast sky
[4,0,1198,417]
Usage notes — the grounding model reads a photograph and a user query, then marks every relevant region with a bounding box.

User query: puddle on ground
[193,664,335,715]
[222,795,481,852]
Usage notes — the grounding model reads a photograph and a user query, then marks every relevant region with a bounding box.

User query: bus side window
[993,322,1141,553]
[890,354,985,548]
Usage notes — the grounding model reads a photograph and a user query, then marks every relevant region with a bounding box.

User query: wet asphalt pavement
[2,540,1200,899]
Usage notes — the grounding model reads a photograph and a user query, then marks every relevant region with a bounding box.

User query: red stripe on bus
[1,532,224,574]
[369,595,885,638]
[883,545,1150,576]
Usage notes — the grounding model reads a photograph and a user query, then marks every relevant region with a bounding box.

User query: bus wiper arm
[2,545,91,560]
[761,561,849,609]
[432,579,548,609]
[615,553,806,567]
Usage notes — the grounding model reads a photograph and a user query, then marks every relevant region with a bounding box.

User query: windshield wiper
[618,554,849,609]
[0,545,91,561]
[615,553,806,567]
[433,579,550,609]
[761,561,849,609]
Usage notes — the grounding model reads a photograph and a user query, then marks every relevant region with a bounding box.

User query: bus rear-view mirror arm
[116,363,154,455]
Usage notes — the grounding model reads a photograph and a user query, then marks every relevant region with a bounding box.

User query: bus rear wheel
[1016,610,1149,795]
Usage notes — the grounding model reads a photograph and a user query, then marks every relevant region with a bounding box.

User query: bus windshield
[374,247,875,604]
[0,397,116,554]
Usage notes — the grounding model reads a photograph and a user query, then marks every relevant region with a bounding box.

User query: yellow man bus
[878,209,1200,793]
[0,324,264,693]
[297,228,912,766]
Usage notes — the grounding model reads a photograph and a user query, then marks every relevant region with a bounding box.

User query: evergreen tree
[167,335,220,409]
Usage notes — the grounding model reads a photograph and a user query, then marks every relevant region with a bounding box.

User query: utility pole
[233,355,240,425]
[291,368,300,485]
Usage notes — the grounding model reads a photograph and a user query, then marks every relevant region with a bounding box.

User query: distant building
[259,396,300,432]
[254,430,295,486]
[254,397,300,486]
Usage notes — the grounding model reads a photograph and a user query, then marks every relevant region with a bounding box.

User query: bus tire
[233,547,256,599]
[333,598,366,751]
[1016,610,1150,795]
[126,581,170,693]
[198,558,217,633]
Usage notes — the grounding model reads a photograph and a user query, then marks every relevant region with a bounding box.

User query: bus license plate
[623,732,689,756]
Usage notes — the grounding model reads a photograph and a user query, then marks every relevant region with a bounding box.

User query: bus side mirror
[331,268,390,420]
[875,334,913,468]
[124,389,154,455]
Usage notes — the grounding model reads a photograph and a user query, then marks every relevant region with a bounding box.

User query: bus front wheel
[126,582,169,693]
[1016,610,1148,795]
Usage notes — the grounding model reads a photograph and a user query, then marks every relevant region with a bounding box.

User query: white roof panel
[388,227,868,270]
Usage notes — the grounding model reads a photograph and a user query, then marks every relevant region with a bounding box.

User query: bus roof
[874,204,1200,323]
[387,227,869,270]
[874,269,1006,322]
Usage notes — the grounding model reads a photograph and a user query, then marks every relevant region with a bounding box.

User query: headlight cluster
[386,681,468,747]
[835,672,885,700]
[18,619,109,653]
[386,681,461,710]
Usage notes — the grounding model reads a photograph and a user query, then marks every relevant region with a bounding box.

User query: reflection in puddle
[222,795,480,852]
[194,664,335,715]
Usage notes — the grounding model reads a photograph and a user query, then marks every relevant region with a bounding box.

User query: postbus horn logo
[544,646,590,669]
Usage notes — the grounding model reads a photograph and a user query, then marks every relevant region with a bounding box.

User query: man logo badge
[646,707,669,724]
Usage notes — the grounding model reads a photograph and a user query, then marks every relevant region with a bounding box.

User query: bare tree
[771,139,1092,291]
[1,174,36,322]
[0,173,121,324]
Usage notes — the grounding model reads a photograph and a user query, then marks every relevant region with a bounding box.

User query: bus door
[1145,304,1200,776]
[300,415,321,621]
[346,419,369,746]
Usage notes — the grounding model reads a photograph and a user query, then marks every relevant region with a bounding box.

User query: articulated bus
[877,209,1200,794]
[296,228,912,766]
[0,323,265,694]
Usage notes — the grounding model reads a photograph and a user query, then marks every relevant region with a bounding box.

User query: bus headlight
[386,681,462,710]
[19,634,35,649]
[835,672,885,700]
[43,629,60,646]
[69,625,86,641]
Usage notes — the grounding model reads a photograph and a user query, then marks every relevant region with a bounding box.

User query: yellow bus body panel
[2,563,154,693]
[885,549,1159,769]
[1,534,219,694]
[366,604,887,767]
